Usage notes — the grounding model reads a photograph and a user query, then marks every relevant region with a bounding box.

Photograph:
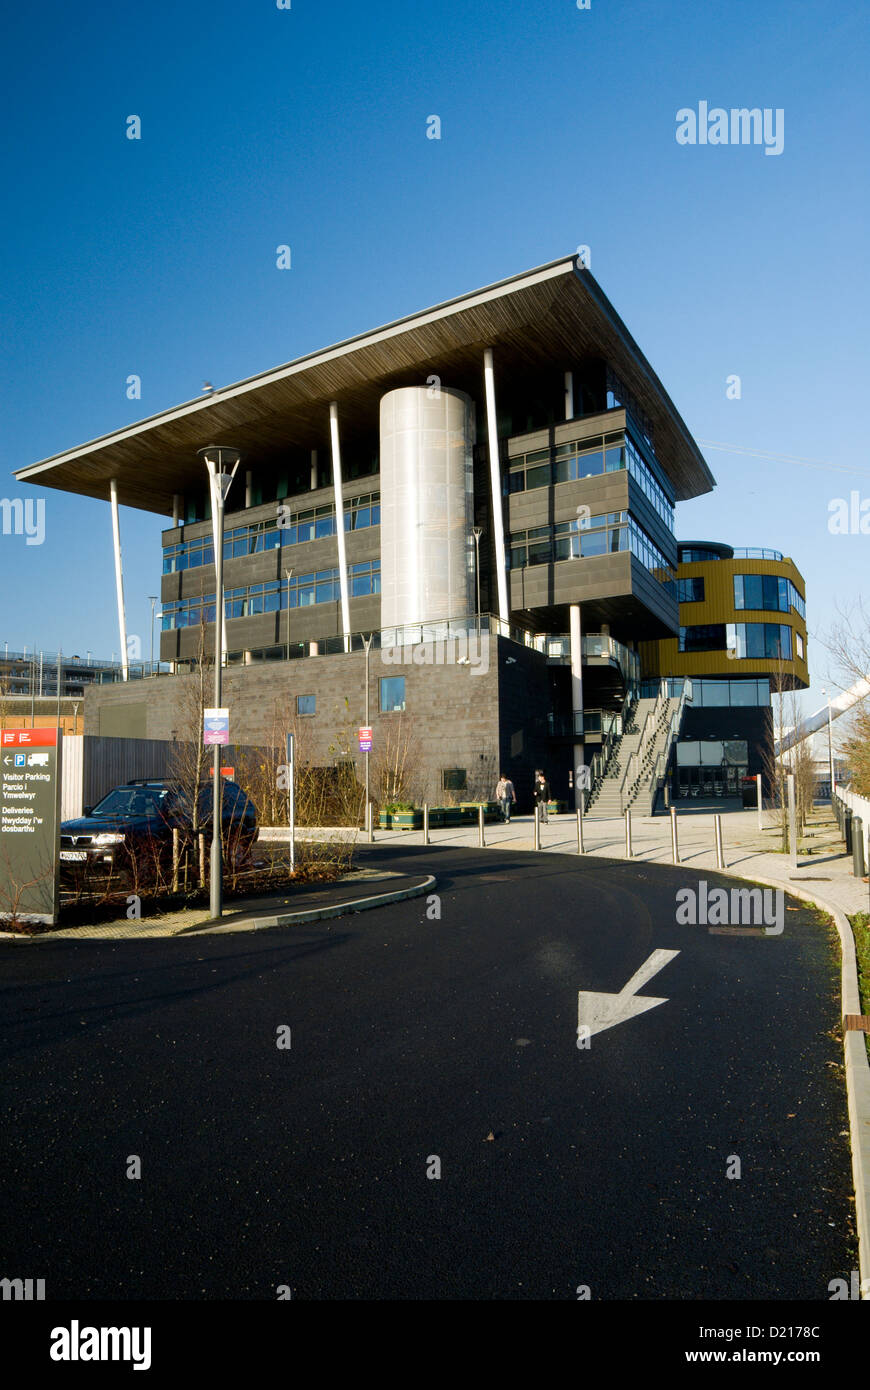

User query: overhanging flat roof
[15,256,715,514]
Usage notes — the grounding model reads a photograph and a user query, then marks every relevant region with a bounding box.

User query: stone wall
[83,634,559,810]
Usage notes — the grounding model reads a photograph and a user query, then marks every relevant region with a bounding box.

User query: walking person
[534,769,551,823]
[495,773,516,823]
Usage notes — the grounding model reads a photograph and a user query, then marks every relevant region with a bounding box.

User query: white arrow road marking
[577,948,680,1039]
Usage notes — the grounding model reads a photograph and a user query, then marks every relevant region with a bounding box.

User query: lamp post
[822,687,835,799]
[284,569,294,661]
[199,445,241,921]
[148,596,158,675]
[472,527,483,634]
[362,633,373,840]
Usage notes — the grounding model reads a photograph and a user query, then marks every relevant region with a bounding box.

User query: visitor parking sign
[0,728,62,924]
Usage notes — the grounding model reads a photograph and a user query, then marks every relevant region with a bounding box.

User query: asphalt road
[0,845,855,1300]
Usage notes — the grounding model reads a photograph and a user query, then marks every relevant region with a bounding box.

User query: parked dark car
[59,778,258,886]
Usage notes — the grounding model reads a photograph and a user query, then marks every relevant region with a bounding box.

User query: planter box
[546,800,568,816]
[378,810,422,830]
[431,806,463,827]
[460,801,502,824]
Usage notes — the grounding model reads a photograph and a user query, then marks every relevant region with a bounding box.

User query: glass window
[442,768,467,791]
[526,462,551,490]
[527,537,552,565]
[380,676,406,713]
[745,624,765,658]
[680,624,727,653]
[701,681,729,706]
[580,529,607,557]
[297,694,316,715]
[730,681,756,706]
[677,577,705,603]
[577,450,604,478]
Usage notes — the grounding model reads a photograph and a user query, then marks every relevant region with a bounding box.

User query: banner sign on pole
[204,708,230,745]
[358,726,373,752]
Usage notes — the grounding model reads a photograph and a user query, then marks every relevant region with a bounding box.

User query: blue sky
[2,0,868,716]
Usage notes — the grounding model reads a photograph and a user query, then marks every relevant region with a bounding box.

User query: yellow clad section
[640,554,808,688]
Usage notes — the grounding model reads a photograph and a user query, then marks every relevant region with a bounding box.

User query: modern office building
[639,542,809,799]
[16,255,720,809]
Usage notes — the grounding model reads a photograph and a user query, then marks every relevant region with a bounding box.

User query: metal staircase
[584,680,691,818]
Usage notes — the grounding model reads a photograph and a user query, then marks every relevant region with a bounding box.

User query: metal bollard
[787,773,797,869]
[670,806,680,865]
[478,803,485,848]
[423,803,429,846]
[625,808,632,858]
[533,803,541,852]
[714,814,725,870]
[576,807,584,855]
[756,773,763,831]
[367,800,374,844]
[853,816,866,879]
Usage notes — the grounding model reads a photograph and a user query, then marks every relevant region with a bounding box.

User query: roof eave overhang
[14,256,714,514]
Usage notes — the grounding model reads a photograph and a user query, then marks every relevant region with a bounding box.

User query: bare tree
[371,712,422,807]
[166,615,213,884]
[822,600,870,797]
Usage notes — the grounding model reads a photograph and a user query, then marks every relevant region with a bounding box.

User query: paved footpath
[288,805,870,919]
[1,868,426,942]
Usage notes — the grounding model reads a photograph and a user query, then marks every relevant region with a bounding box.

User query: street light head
[198,445,241,500]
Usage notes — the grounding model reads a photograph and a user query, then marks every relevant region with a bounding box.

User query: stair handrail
[648,680,691,812]
[582,696,628,810]
[619,748,640,811]
[629,686,676,808]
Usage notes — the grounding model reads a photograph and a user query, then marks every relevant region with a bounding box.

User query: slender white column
[329,403,352,650]
[109,479,129,681]
[483,349,509,625]
[172,493,182,526]
[310,449,318,491]
[570,602,584,810]
[209,485,228,665]
[564,371,574,420]
[245,470,253,507]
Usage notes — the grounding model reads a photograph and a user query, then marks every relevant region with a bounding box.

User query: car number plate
[60,851,88,861]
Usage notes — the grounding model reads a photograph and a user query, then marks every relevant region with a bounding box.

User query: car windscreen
[90,786,171,819]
